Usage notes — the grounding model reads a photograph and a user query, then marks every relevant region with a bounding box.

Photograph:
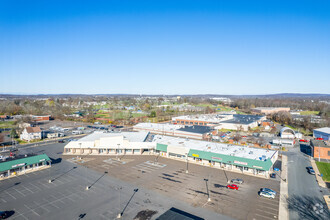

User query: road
[284,145,330,220]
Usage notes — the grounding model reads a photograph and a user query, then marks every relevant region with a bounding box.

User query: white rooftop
[79,131,149,142]
[172,113,233,123]
[152,135,276,160]
[314,127,330,134]
[134,123,184,131]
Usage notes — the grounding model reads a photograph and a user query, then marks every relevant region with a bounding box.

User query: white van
[72,130,82,135]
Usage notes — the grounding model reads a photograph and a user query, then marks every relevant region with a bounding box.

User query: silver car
[259,191,275,199]
[231,178,244,184]
[261,188,276,196]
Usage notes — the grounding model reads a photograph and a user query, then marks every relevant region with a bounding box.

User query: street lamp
[116,186,122,218]
[117,143,121,161]
[204,178,211,202]
[185,153,189,174]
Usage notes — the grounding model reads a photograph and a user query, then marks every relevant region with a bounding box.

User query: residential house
[20,127,42,142]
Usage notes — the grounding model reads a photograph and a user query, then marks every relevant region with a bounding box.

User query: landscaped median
[315,161,330,182]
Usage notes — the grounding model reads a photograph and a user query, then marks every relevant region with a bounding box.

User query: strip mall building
[0,154,51,180]
[63,131,278,178]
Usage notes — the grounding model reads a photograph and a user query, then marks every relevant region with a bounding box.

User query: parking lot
[64,154,281,220]
[0,143,229,220]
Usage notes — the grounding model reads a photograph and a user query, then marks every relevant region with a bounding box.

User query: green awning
[0,154,51,172]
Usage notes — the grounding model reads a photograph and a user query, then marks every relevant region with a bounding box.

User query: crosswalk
[132,161,166,173]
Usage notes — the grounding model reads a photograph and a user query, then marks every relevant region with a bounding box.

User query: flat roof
[172,113,233,123]
[153,135,275,160]
[310,140,329,148]
[78,131,149,142]
[313,127,330,134]
[134,123,184,131]
[177,125,213,134]
[220,114,264,125]
[134,123,213,134]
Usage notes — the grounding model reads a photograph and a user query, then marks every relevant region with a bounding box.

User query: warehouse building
[133,123,217,140]
[153,135,278,177]
[0,154,51,180]
[63,131,155,156]
[313,127,330,141]
[215,114,266,131]
[172,113,233,126]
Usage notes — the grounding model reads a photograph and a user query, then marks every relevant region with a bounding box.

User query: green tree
[150,111,156,118]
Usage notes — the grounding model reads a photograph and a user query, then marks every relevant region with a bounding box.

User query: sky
[0,0,329,95]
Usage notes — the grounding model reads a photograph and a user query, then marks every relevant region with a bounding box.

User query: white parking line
[258,200,279,207]
[21,185,34,194]
[24,204,40,216]
[13,210,29,220]
[257,204,279,212]
[255,213,277,220]
[34,201,50,213]
[28,183,42,191]
[5,191,16,200]
[1,198,7,203]
[13,188,26,197]
[134,164,157,171]
[39,181,50,188]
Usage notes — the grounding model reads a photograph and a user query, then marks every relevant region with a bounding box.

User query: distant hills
[0,93,329,99]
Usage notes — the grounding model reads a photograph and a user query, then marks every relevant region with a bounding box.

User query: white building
[20,127,42,142]
[63,131,155,155]
[215,115,266,131]
[133,123,216,140]
[279,127,295,139]
[313,127,330,141]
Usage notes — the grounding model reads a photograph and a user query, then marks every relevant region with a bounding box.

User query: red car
[227,184,239,190]
[299,139,308,142]
[316,138,324,140]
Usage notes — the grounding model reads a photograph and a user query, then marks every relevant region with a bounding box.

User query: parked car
[58,140,65,143]
[227,184,239,190]
[260,188,277,196]
[307,166,315,175]
[299,139,308,142]
[270,173,276,178]
[315,138,324,140]
[0,211,8,219]
[231,178,244,184]
[259,191,275,199]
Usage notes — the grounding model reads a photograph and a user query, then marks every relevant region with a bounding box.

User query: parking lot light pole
[204,178,211,202]
[117,144,121,161]
[117,186,122,218]
[185,153,189,174]
[48,161,52,183]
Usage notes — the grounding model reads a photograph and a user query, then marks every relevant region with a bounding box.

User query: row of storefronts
[155,143,277,177]
[63,131,278,178]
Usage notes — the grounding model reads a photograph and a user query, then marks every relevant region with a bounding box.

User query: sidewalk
[310,158,327,188]
[279,155,289,220]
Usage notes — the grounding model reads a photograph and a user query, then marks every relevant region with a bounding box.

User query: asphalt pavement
[284,145,330,220]
[1,142,232,220]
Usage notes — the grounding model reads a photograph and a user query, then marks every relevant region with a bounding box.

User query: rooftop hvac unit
[249,151,253,154]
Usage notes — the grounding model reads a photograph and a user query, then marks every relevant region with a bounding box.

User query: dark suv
[306,167,315,175]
